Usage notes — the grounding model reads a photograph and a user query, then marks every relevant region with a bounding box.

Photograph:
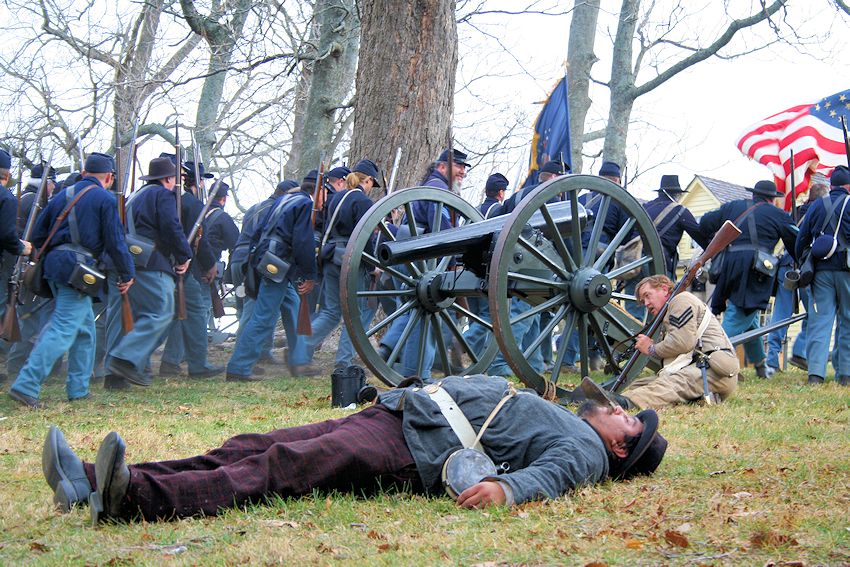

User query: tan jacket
[653,292,733,361]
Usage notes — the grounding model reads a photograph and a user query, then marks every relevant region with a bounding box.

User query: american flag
[736,88,850,210]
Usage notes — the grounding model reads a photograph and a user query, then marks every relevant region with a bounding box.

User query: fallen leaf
[29,541,48,553]
[732,491,753,499]
[177,405,191,411]
[367,530,384,540]
[676,523,693,533]
[749,530,798,548]
[377,543,399,552]
[584,562,607,567]
[624,538,643,549]
[664,529,689,548]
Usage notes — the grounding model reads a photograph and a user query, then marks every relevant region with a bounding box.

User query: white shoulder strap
[425,383,484,452]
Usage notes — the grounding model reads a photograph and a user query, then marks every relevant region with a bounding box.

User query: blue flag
[522,77,572,188]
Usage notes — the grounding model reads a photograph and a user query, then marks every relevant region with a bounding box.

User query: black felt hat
[140,157,178,181]
[437,148,472,168]
[599,161,621,178]
[658,174,686,193]
[750,179,782,198]
[608,409,668,480]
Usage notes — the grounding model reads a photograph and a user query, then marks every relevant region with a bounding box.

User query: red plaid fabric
[86,405,420,521]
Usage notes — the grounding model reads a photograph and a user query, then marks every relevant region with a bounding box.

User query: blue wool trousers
[11,282,94,401]
[227,279,308,375]
[722,302,764,365]
[806,270,850,379]
[160,274,214,373]
[106,270,175,373]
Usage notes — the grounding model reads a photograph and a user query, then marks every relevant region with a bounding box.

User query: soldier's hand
[297,279,315,295]
[201,265,217,284]
[457,481,507,508]
[20,240,32,256]
[174,260,190,275]
[635,334,653,355]
[117,278,135,294]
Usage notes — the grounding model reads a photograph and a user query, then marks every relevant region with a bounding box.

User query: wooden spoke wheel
[340,187,499,386]
[488,175,665,397]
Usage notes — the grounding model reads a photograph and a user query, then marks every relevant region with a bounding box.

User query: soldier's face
[638,285,671,317]
[583,405,644,459]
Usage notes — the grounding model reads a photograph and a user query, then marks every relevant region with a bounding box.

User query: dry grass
[1,357,849,566]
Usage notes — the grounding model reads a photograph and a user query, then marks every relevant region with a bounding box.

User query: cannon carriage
[339,174,667,398]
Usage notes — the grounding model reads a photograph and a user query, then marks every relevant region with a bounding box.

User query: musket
[114,119,140,334]
[190,129,206,204]
[174,121,187,321]
[387,147,402,194]
[75,135,84,170]
[1,148,55,342]
[14,154,23,234]
[186,178,225,320]
[789,150,800,317]
[311,153,326,227]
[841,115,850,166]
[609,220,743,392]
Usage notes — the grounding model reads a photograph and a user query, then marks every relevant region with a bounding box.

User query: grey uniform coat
[379,375,609,504]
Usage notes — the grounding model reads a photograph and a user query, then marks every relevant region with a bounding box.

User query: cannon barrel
[378,200,588,265]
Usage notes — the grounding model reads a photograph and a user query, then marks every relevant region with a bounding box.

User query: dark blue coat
[250,191,317,282]
[202,203,239,260]
[324,186,373,239]
[644,196,708,275]
[178,189,216,273]
[795,188,850,272]
[699,196,797,312]
[0,185,23,257]
[32,176,135,285]
[122,182,192,276]
[408,171,454,232]
[231,196,276,266]
[478,197,501,219]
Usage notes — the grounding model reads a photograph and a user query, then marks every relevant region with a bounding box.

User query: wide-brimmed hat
[658,174,686,193]
[608,409,668,480]
[750,179,782,198]
[140,157,178,181]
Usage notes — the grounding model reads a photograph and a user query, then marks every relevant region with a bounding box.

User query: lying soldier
[41,374,667,523]
[614,274,740,409]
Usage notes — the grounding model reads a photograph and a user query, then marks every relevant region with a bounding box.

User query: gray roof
[693,175,750,204]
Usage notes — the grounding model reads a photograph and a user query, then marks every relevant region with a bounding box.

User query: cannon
[340,174,667,397]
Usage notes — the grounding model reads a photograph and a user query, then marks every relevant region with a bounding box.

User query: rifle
[186,179,227,320]
[387,147,402,194]
[609,220,743,392]
[174,121,187,320]
[14,155,23,235]
[1,149,54,342]
[841,115,850,166]
[190,129,206,204]
[114,120,140,334]
[788,150,800,317]
[75,135,84,170]
[311,153,326,227]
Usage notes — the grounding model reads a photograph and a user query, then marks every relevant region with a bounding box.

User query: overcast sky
[455,0,850,202]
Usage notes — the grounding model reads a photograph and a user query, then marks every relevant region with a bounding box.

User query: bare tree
[566,0,600,173]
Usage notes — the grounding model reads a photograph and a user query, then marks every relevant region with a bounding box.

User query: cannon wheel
[340,187,499,387]
[489,174,666,397]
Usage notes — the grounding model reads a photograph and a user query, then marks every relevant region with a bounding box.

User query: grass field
[1,359,848,566]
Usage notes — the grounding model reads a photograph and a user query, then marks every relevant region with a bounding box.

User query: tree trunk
[350,0,457,198]
[566,0,600,173]
[292,0,359,179]
[602,0,639,170]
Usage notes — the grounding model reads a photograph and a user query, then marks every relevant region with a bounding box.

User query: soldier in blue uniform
[699,180,797,377]
[103,157,192,389]
[230,180,298,368]
[0,149,34,382]
[381,148,470,378]
[225,177,317,381]
[478,173,507,219]
[496,159,567,217]
[794,166,850,386]
[5,163,59,378]
[306,159,378,371]
[158,159,221,378]
[765,180,828,376]
[643,175,708,279]
[9,152,135,407]
[197,180,239,320]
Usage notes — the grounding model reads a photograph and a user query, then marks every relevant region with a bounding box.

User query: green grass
[1,361,849,566]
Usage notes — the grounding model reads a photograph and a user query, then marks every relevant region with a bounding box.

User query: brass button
[83,274,96,285]
[129,245,143,255]
[267,264,278,274]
